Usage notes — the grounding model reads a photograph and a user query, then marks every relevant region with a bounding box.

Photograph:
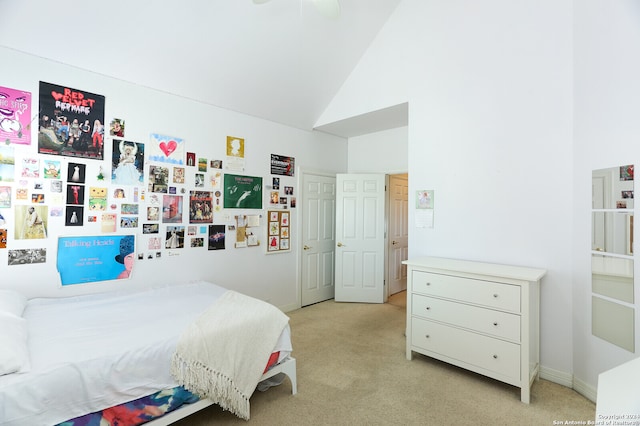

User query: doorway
[387,173,408,295]
[299,170,408,306]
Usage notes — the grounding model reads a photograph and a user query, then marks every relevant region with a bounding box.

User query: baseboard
[279,302,300,313]
[539,366,597,403]
[572,376,597,403]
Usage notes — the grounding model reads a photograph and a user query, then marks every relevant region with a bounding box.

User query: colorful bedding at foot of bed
[57,386,199,426]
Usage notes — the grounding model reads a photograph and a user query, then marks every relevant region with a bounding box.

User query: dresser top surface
[403,257,547,282]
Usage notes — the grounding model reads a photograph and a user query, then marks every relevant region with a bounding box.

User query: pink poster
[0,86,32,145]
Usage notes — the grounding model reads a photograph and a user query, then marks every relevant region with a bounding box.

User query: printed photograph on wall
[198,158,207,172]
[15,205,48,239]
[143,223,159,234]
[620,164,634,181]
[51,180,63,193]
[66,184,85,205]
[120,216,138,228]
[148,133,185,165]
[223,174,262,209]
[66,206,84,226]
[43,159,61,179]
[173,167,185,184]
[38,81,105,159]
[8,248,46,266]
[270,191,279,204]
[99,214,115,233]
[21,157,39,178]
[186,152,196,167]
[417,190,434,209]
[147,206,160,221]
[195,173,204,188]
[189,191,213,223]
[148,165,169,193]
[162,194,183,223]
[67,162,86,183]
[88,187,107,211]
[0,229,6,248]
[109,118,125,137]
[112,140,144,185]
[208,224,225,250]
[165,225,185,249]
[0,85,32,146]
[0,186,11,208]
[57,235,135,285]
[121,204,139,215]
[0,145,15,182]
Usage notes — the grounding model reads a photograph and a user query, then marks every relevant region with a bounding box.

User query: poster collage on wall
[0,81,297,284]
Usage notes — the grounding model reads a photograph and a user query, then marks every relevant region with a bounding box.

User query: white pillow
[0,289,28,317]
[0,312,30,375]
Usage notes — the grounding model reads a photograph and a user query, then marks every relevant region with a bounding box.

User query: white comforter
[0,282,292,426]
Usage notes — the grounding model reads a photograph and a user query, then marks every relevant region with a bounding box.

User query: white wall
[572,0,640,392]
[347,126,408,174]
[321,0,577,389]
[0,47,348,312]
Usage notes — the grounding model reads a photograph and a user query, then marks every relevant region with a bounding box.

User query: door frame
[387,173,409,296]
[297,168,409,307]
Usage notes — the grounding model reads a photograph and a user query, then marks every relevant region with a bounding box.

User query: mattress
[0,282,292,426]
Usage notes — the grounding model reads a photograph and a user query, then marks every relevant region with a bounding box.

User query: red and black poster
[38,81,106,160]
[270,154,295,177]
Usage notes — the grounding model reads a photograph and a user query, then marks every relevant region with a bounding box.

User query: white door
[388,174,408,295]
[335,173,386,303]
[300,171,336,306]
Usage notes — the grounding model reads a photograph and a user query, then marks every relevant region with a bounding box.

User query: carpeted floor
[174,292,595,425]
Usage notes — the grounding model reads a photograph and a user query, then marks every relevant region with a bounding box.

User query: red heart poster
[149,133,185,164]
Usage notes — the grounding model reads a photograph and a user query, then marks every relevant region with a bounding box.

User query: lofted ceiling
[0,0,403,137]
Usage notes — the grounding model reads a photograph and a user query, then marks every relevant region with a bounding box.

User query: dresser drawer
[411,271,521,312]
[412,294,521,341]
[411,317,520,380]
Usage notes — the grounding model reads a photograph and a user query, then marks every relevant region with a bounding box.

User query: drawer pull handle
[425,334,430,339]
[493,354,498,359]
[425,307,431,310]
[493,294,499,298]
[493,322,498,326]
[426,282,431,286]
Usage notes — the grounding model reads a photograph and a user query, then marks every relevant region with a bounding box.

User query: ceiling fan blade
[252,0,272,4]
[312,0,340,19]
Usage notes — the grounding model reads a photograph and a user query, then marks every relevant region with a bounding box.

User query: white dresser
[403,257,546,403]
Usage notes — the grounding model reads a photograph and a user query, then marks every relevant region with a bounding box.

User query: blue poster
[57,235,135,285]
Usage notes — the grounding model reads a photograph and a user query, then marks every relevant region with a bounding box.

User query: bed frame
[147,357,297,425]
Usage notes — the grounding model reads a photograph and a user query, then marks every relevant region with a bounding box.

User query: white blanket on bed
[170,290,289,420]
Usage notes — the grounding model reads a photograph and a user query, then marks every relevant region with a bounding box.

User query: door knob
[303,245,311,250]
[337,242,344,247]
[392,241,398,245]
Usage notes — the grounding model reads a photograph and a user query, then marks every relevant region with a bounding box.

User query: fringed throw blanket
[170,290,289,420]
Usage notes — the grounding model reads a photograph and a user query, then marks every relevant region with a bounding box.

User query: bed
[0,282,297,426]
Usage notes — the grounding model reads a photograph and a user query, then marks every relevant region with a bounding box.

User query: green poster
[223,174,263,209]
